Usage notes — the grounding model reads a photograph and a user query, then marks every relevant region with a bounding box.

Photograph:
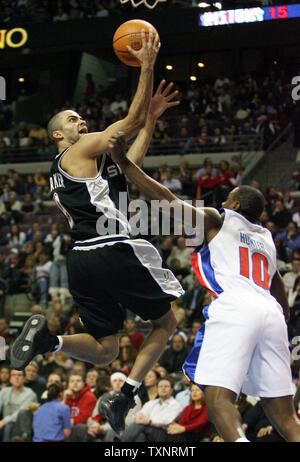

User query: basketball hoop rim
[120,0,167,9]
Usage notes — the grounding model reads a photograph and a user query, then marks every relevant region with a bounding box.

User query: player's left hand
[108,131,127,164]
[149,80,180,120]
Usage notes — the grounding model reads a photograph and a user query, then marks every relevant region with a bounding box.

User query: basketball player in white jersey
[107,130,300,442]
[10,34,185,434]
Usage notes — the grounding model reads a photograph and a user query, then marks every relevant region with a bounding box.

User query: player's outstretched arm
[127,79,179,167]
[108,132,222,235]
[100,30,160,141]
[270,270,290,323]
[66,31,160,160]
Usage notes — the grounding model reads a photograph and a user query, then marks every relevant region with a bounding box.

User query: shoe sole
[10,315,47,370]
[98,401,123,435]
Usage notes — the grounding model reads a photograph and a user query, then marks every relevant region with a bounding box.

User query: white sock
[53,336,63,352]
[235,437,250,442]
[126,377,142,393]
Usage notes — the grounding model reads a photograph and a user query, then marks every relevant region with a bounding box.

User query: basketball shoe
[98,392,135,435]
[10,315,59,370]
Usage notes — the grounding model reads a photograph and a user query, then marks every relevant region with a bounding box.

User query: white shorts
[183,291,294,398]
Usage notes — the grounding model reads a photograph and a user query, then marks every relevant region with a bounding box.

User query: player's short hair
[47,112,64,144]
[233,185,265,223]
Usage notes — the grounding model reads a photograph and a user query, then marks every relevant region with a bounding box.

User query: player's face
[221,188,240,212]
[60,111,88,144]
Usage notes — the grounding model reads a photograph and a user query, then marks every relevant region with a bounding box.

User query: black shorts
[66,237,184,339]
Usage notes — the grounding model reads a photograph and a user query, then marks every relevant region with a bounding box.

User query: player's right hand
[126,29,160,68]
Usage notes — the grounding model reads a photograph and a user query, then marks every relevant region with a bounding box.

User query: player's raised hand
[149,80,180,120]
[127,29,161,68]
[108,131,127,164]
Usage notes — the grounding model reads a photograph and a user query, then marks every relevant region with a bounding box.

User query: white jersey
[191,208,277,300]
[184,208,294,398]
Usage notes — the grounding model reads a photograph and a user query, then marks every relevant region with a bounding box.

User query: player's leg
[10,314,120,370]
[125,308,177,382]
[204,386,249,442]
[99,307,177,434]
[260,396,300,442]
[59,332,119,365]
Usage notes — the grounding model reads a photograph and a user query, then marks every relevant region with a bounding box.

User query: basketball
[113,19,159,67]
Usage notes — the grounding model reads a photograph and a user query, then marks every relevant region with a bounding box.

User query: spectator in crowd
[158,333,188,374]
[272,199,292,230]
[86,369,99,396]
[138,369,159,405]
[283,189,295,211]
[0,369,37,442]
[0,366,10,390]
[21,193,35,215]
[283,259,300,292]
[7,192,22,212]
[159,236,174,265]
[162,168,182,194]
[63,373,97,426]
[109,94,128,116]
[118,344,137,375]
[242,400,284,442]
[67,372,141,442]
[287,276,300,338]
[167,236,191,269]
[48,232,72,304]
[181,275,206,326]
[71,361,87,378]
[0,318,10,342]
[277,222,300,256]
[196,163,218,205]
[118,377,182,443]
[95,3,109,17]
[124,319,144,353]
[24,361,46,402]
[32,383,71,442]
[7,224,26,248]
[33,168,47,186]
[167,384,210,443]
[174,373,191,409]
[34,251,52,305]
[187,319,202,351]
[29,125,48,147]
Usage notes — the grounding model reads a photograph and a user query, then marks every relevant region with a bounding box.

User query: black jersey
[49,147,131,241]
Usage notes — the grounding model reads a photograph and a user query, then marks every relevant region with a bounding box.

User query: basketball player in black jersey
[10,32,184,435]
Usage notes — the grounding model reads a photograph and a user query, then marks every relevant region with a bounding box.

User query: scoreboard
[199,3,300,27]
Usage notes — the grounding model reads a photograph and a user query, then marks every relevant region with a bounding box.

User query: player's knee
[96,339,119,365]
[99,348,118,365]
[205,394,232,423]
[153,309,177,334]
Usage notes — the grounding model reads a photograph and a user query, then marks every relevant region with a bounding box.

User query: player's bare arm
[270,269,290,323]
[127,79,180,167]
[108,132,222,241]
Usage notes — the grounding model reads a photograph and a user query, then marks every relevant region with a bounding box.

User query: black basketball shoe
[98,392,135,435]
[10,315,59,370]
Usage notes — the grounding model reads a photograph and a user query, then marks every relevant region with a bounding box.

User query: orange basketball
[113,19,159,67]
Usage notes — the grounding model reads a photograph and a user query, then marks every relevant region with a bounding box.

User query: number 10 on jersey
[239,247,270,289]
